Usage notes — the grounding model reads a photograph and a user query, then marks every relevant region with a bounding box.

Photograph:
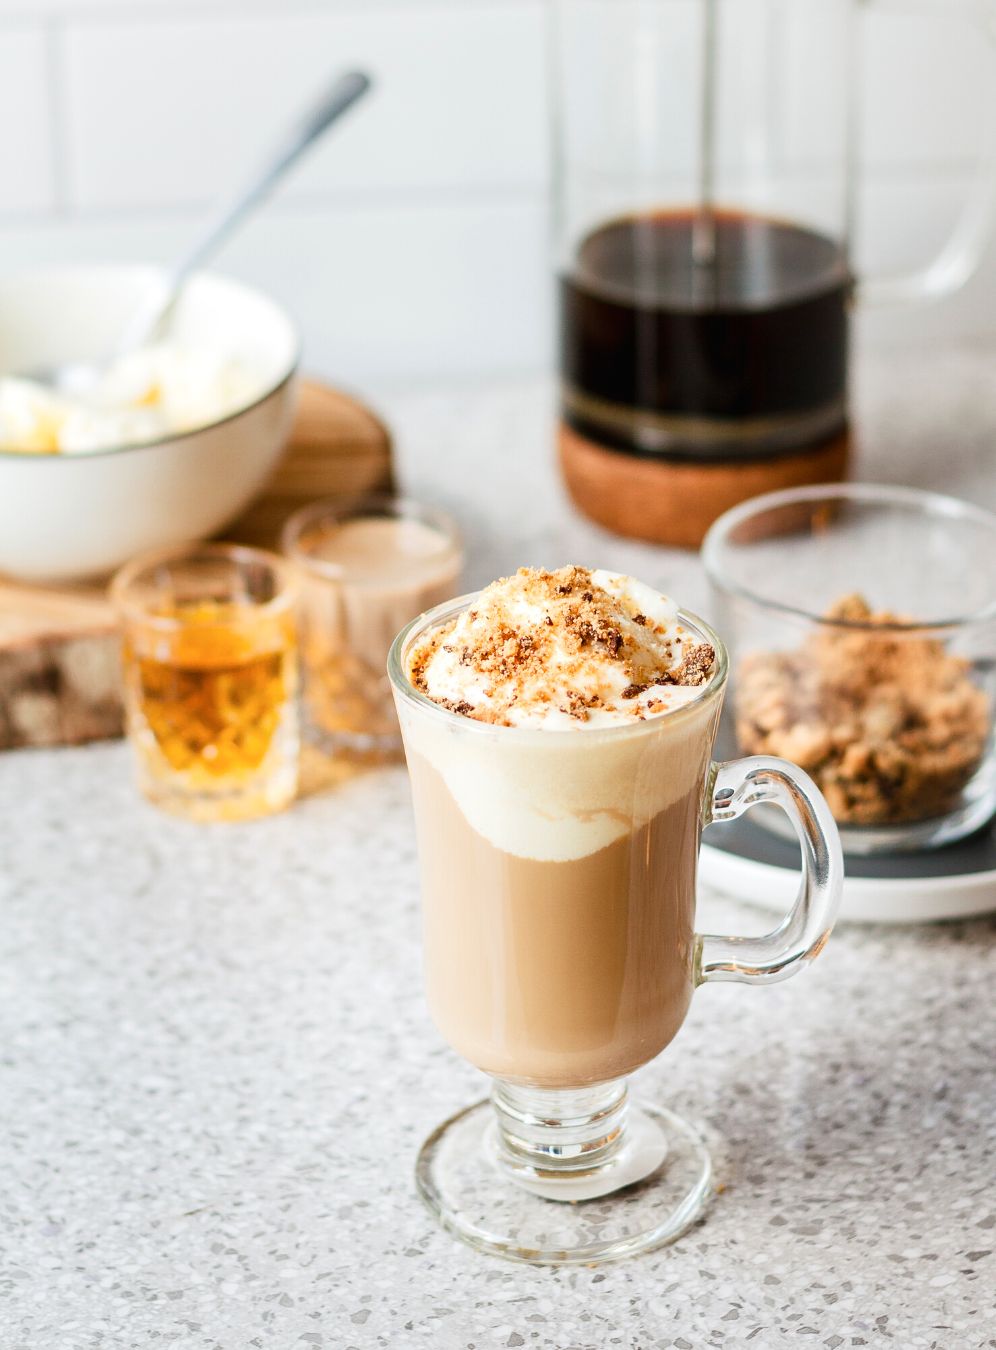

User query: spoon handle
[117,70,372,355]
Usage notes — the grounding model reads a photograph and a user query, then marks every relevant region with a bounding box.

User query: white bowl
[0,264,299,582]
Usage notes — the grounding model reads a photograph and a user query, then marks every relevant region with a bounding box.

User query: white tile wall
[0,0,994,382]
[62,5,547,210]
[860,3,989,169]
[0,200,551,378]
[0,26,56,213]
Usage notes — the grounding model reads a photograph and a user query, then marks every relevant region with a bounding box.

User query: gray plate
[704,812,996,881]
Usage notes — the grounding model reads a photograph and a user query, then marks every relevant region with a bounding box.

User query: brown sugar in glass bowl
[703,484,996,855]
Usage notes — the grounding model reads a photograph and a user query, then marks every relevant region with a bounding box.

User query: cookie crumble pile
[735,594,990,825]
[408,566,715,727]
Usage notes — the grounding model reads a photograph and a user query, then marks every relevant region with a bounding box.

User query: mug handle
[696,757,844,986]
[858,0,996,307]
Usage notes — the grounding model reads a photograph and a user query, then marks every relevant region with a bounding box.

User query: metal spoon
[31,69,371,396]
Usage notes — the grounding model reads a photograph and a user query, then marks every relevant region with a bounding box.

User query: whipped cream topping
[408,566,715,729]
[0,343,262,455]
[397,566,722,862]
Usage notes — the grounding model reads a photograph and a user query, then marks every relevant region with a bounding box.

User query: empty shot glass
[282,494,462,758]
[111,543,299,822]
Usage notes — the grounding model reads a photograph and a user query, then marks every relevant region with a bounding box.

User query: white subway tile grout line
[0,166,977,233]
[0,184,547,234]
[44,18,71,218]
[0,0,542,24]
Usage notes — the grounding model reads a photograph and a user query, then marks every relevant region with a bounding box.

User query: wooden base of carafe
[558,422,851,550]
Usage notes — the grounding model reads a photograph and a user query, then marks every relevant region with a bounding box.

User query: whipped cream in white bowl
[0,264,299,581]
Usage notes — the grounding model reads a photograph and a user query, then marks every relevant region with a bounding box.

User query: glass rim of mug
[281,492,463,587]
[388,591,729,740]
[702,481,996,635]
[110,540,298,631]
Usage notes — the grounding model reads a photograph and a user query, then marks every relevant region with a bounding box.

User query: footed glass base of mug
[415,1080,713,1266]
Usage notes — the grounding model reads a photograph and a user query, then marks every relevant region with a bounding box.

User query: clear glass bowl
[702,484,996,855]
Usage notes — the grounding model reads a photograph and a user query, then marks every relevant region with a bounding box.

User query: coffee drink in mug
[389,566,842,1265]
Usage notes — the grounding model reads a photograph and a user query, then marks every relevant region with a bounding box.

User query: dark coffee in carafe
[560,209,852,460]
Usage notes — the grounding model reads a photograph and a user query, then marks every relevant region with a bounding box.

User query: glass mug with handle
[389,591,843,1266]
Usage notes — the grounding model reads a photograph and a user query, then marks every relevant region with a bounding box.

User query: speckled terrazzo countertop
[2,347,996,1349]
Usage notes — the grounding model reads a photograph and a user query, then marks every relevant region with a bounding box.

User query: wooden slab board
[0,379,393,749]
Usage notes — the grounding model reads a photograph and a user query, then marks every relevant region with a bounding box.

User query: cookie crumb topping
[407,566,715,728]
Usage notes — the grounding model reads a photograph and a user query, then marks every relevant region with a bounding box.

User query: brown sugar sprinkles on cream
[407,566,715,727]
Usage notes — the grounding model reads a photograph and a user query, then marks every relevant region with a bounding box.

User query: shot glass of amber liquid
[111,543,299,822]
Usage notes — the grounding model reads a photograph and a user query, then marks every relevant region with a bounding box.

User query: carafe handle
[858,0,996,306]
[696,758,844,986]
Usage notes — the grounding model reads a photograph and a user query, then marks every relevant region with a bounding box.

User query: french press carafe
[554,0,996,546]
